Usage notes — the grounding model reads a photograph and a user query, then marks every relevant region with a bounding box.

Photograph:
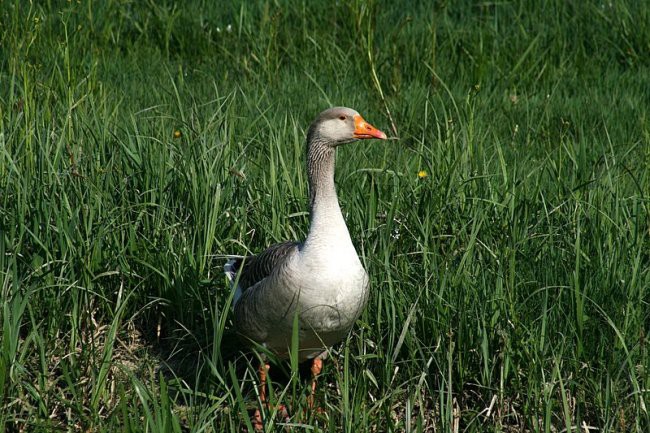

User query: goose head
[308,107,387,146]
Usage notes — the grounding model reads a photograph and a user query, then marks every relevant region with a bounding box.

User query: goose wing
[225,241,299,304]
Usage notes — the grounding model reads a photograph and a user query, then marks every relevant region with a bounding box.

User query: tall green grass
[1,0,648,431]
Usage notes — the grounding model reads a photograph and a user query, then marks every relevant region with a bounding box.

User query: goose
[225,107,387,426]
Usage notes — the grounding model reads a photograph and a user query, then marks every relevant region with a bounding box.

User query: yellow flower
[417,170,428,179]
[173,130,182,139]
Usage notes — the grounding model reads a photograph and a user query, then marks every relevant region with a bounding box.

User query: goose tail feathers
[224,258,243,306]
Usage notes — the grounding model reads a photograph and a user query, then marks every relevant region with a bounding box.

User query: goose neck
[307,141,337,210]
[305,139,351,248]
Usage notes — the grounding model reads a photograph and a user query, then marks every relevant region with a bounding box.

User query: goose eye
[338,115,346,121]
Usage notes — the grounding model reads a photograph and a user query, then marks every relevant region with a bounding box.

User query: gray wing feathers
[225,241,299,305]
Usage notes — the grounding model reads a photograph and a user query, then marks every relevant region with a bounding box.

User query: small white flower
[226,24,232,33]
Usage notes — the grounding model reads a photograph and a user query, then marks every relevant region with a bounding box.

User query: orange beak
[353,114,388,140]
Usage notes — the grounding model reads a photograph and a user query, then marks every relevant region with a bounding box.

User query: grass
[1,0,649,431]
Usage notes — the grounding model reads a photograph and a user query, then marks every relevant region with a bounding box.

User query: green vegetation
[1,0,648,431]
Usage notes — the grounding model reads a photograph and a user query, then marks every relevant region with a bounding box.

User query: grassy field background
[1,0,649,431]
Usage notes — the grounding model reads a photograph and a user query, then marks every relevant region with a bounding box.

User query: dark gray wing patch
[227,241,299,291]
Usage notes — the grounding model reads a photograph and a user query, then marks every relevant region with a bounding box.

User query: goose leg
[307,357,323,408]
[259,362,270,404]
[253,362,289,431]
[252,362,270,431]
